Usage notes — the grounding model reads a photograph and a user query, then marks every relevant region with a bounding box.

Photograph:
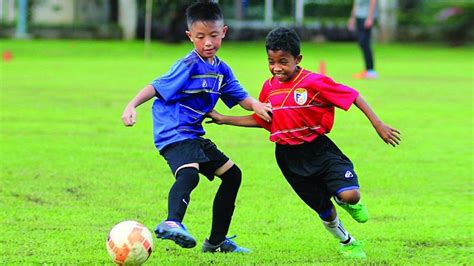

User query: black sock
[209,165,242,245]
[167,167,199,222]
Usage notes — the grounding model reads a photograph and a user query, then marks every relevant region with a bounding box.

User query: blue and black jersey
[150,49,249,151]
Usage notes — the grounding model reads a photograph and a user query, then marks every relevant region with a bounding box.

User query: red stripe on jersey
[277,71,311,108]
[253,68,359,145]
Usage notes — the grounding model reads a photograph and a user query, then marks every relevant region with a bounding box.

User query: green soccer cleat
[339,240,366,260]
[336,200,369,223]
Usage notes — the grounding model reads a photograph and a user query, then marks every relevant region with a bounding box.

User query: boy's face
[267,50,302,82]
[186,21,227,61]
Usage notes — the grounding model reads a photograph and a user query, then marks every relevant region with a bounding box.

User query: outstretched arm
[354,95,401,147]
[206,110,261,127]
[239,97,272,122]
[121,85,156,126]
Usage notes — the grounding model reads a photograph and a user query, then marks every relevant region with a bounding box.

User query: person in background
[348,0,378,79]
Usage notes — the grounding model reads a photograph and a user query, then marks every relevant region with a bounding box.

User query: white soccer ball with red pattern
[106,221,153,265]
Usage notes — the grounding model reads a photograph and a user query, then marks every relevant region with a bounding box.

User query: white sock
[322,216,353,244]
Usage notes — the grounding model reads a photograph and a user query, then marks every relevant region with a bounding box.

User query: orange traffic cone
[319,60,326,75]
[2,50,12,62]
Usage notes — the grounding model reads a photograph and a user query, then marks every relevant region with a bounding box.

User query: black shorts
[159,138,229,181]
[275,135,359,215]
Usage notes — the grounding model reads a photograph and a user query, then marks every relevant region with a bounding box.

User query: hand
[121,105,137,126]
[205,110,224,124]
[347,17,355,31]
[364,17,373,29]
[374,121,401,147]
[252,101,272,122]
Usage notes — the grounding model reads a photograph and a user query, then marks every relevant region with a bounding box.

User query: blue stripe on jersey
[150,50,249,151]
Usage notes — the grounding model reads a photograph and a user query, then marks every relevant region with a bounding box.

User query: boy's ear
[185,30,193,42]
[222,25,228,38]
[296,54,303,64]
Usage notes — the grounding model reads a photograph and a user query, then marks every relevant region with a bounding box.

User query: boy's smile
[267,50,302,82]
[186,21,227,63]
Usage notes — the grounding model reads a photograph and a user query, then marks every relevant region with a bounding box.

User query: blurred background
[1,0,473,45]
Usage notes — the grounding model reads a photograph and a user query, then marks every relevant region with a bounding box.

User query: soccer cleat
[336,200,369,223]
[339,240,366,259]
[154,220,196,248]
[202,235,251,253]
[352,70,378,79]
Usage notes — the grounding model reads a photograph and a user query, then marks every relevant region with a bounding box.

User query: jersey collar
[193,49,219,66]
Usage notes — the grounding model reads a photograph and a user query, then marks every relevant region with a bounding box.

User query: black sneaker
[202,235,250,253]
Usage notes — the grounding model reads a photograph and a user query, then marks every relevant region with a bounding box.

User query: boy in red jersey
[207,27,400,259]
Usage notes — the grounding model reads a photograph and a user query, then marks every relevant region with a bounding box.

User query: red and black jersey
[252,68,359,145]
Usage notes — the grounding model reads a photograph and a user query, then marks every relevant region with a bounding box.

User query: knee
[220,165,242,186]
[175,167,200,187]
[337,190,360,204]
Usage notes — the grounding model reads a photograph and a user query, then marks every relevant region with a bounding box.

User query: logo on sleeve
[345,170,354,178]
[294,88,307,105]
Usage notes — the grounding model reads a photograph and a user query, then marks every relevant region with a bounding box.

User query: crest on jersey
[294,88,307,105]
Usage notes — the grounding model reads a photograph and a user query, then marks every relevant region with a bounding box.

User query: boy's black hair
[265,27,301,57]
[186,1,224,29]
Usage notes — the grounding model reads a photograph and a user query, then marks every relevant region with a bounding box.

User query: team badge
[345,170,354,178]
[294,88,307,105]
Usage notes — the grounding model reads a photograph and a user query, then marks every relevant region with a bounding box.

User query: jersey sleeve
[251,81,272,131]
[219,63,249,108]
[150,60,190,103]
[315,75,359,110]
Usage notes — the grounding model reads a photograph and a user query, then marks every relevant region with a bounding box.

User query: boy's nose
[273,66,282,71]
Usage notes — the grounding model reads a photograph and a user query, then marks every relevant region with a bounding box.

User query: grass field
[1,39,472,265]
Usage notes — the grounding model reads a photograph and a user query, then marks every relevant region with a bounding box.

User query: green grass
[1,39,473,264]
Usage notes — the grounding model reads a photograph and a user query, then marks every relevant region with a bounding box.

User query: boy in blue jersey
[121,0,271,253]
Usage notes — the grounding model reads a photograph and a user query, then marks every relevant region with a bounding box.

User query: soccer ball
[106,221,153,265]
